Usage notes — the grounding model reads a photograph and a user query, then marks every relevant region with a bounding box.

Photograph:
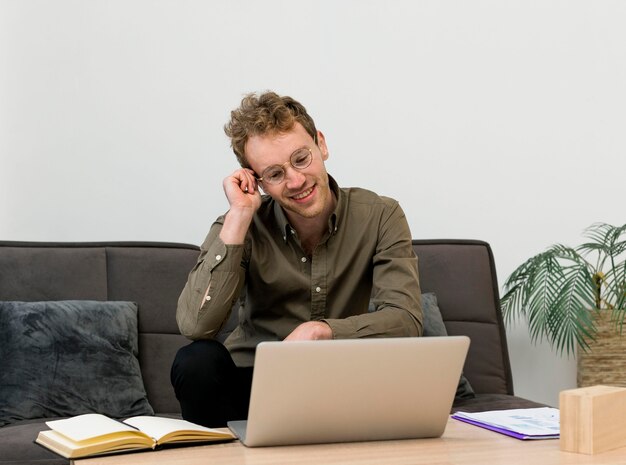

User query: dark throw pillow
[0,300,154,427]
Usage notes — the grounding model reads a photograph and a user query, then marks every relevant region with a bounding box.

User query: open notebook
[228,336,470,447]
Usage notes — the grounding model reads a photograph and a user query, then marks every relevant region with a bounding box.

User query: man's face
[245,123,331,221]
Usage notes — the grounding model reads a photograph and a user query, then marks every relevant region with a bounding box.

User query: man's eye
[292,151,310,166]
[266,169,283,181]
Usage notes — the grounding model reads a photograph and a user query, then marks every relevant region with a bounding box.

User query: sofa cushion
[412,241,513,396]
[369,292,475,400]
[0,418,69,464]
[452,393,548,413]
[0,301,154,427]
[421,292,475,400]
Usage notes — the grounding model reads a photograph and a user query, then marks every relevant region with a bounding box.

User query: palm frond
[578,242,610,255]
[605,259,626,330]
[546,264,597,356]
[614,241,626,257]
[609,223,626,239]
[579,223,626,257]
[501,283,525,325]
[502,222,626,356]
[501,244,598,355]
[502,250,560,325]
[603,258,626,306]
[524,254,565,343]
[581,223,614,246]
[501,246,587,343]
[502,251,554,324]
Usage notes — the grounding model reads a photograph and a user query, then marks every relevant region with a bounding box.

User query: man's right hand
[223,168,263,211]
[219,168,263,245]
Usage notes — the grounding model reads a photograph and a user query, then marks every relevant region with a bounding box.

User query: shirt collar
[273,174,342,243]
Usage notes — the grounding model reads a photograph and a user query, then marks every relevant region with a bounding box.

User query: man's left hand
[284,321,332,341]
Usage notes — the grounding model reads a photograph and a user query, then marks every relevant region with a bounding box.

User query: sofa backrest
[0,241,198,414]
[0,239,514,416]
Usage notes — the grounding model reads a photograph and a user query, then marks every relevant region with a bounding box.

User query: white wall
[1,0,624,407]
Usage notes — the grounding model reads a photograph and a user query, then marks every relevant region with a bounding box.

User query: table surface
[73,417,626,465]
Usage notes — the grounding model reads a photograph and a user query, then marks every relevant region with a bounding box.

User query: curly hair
[224,91,318,168]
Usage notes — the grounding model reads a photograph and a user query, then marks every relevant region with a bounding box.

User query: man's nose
[284,166,306,189]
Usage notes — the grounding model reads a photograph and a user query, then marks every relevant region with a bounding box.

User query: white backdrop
[1,0,625,407]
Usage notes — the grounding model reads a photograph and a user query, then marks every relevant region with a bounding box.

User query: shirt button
[315,286,321,293]
[215,255,222,261]
[301,257,307,263]
[205,295,212,301]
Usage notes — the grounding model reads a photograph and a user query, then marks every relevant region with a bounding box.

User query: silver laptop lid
[237,336,469,447]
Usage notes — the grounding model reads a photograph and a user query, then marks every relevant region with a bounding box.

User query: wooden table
[73,418,626,465]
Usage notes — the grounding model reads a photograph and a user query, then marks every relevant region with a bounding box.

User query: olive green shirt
[176,176,423,367]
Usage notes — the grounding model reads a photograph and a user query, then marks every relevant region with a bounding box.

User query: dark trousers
[170,339,254,428]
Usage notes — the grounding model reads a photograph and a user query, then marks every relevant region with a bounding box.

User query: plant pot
[577,310,626,387]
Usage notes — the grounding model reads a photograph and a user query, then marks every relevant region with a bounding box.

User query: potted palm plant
[501,222,626,387]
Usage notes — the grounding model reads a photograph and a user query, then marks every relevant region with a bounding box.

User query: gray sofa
[0,240,543,465]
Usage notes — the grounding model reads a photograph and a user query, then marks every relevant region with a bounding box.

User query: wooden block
[559,385,626,454]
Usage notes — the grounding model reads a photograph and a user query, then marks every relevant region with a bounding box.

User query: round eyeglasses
[256,148,313,185]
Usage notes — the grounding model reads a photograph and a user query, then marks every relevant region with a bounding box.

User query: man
[171,91,423,427]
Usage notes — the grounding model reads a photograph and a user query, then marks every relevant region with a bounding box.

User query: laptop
[227,335,470,447]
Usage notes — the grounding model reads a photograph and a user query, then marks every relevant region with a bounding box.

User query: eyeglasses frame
[255,147,314,185]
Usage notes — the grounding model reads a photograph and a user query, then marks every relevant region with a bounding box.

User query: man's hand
[222,168,263,212]
[220,168,263,245]
[284,321,333,341]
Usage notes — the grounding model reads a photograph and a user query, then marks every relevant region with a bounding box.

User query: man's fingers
[237,169,258,194]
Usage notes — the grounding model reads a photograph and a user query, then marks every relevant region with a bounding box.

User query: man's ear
[316,130,329,161]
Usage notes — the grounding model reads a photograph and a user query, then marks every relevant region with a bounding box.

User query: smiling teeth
[293,188,313,200]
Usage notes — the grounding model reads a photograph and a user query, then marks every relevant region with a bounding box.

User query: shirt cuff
[322,318,355,339]
[204,238,244,272]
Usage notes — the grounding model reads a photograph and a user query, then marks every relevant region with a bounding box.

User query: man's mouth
[292,186,314,200]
